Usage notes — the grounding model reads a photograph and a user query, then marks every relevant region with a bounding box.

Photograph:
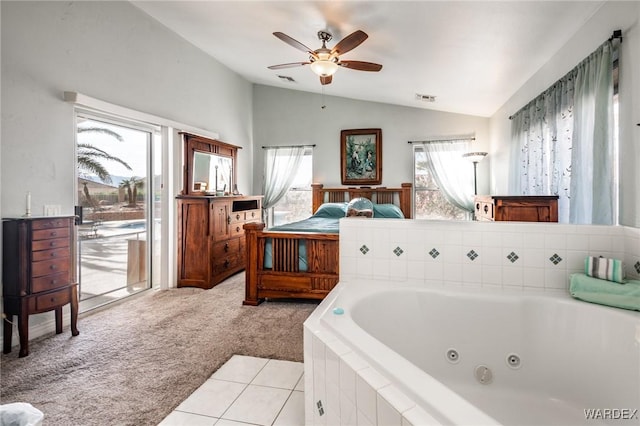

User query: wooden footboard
[243,183,412,305]
[243,222,339,305]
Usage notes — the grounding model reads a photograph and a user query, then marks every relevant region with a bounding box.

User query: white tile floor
[159,355,305,426]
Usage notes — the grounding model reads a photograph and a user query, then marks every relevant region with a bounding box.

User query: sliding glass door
[75,113,161,310]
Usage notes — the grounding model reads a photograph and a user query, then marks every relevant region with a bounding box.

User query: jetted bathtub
[304,280,640,425]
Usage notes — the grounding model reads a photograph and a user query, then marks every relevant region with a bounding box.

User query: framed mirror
[181,132,240,196]
[193,151,233,194]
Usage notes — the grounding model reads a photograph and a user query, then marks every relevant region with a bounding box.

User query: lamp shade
[462,152,488,163]
[310,60,338,77]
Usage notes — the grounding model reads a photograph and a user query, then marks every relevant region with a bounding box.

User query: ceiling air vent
[416,93,436,102]
[278,75,296,83]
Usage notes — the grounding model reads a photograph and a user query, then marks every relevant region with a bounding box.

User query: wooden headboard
[311,183,412,219]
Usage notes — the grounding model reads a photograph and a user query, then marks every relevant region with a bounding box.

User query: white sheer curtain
[262,146,306,226]
[570,42,615,224]
[421,140,474,215]
[509,79,573,222]
[510,39,615,224]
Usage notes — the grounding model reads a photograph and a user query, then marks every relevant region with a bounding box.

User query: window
[509,39,618,224]
[413,146,468,220]
[271,149,313,226]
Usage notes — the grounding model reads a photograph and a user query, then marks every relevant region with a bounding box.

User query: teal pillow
[373,204,405,218]
[314,202,348,218]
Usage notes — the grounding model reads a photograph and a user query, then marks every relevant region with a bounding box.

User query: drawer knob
[51,280,58,285]
[51,252,56,257]
[236,226,240,232]
[236,214,240,220]
[51,232,57,236]
[50,242,57,247]
[484,205,489,213]
[50,265,58,270]
[224,259,230,268]
[251,212,255,217]
[224,243,229,252]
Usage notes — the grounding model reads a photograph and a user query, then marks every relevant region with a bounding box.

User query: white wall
[0,0,254,343]
[1,0,255,220]
[252,85,490,195]
[489,1,640,227]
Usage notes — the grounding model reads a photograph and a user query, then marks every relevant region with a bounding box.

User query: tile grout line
[269,388,296,426]
[216,358,276,423]
[271,371,305,425]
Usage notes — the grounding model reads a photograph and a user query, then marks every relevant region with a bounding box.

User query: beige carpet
[0,272,318,425]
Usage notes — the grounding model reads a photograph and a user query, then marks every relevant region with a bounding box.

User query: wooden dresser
[177,195,262,289]
[474,195,559,222]
[2,216,79,357]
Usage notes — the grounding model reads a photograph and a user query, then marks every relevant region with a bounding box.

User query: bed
[242,183,412,305]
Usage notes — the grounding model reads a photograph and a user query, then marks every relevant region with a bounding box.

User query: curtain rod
[509,29,622,120]
[609,29,623,42]
[408,137,475,144]
[261,144,316,149]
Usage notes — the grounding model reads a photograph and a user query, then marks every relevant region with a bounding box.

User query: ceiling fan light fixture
[269,29,381,85]
[310,60,338,77]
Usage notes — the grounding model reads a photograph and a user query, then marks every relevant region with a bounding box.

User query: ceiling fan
[268,30,383,85]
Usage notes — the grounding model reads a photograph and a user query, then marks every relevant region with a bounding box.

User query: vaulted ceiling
[132,1,604,117]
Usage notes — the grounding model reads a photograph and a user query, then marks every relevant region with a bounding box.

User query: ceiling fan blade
[339,60,383,72]
[331,30,368,56]
[268,62,310,70]
[320,75,333,85]
[273,32,314,54]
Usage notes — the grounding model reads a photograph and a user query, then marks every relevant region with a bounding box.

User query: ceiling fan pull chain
[321,86,326,109]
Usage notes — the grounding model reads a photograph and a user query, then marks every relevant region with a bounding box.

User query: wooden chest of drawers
[2,216,79,357]
[474,195,559,222]
[177,196,262,289]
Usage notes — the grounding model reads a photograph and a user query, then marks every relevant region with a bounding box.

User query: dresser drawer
[212,238,241,257]
[245,209,260,222]
[32,258,70,278]
[31,237,70,251]
[213,255,241,274]
[32,218,71,230]
[32,247,71,261]
[230,209,260,224]
[32,227,70,241]
[32,271,71,293]
[229,212,245,224]
[230,224,245,237]
[35,287,71,311]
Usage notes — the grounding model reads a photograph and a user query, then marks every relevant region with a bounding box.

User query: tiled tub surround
[339,221,640,289]
[304,220,640,426]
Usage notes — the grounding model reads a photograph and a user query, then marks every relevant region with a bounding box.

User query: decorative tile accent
[429,248,440,259]
[359,245,369,255]
[466,250,478,261]
[393,246,404,257]
[507,251,519,263]
[549,253,563,265]
[635,261,640,274]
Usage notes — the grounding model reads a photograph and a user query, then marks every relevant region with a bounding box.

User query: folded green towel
[569,273,640,311]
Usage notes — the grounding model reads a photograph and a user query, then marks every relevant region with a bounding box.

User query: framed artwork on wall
[340,128,382,185]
